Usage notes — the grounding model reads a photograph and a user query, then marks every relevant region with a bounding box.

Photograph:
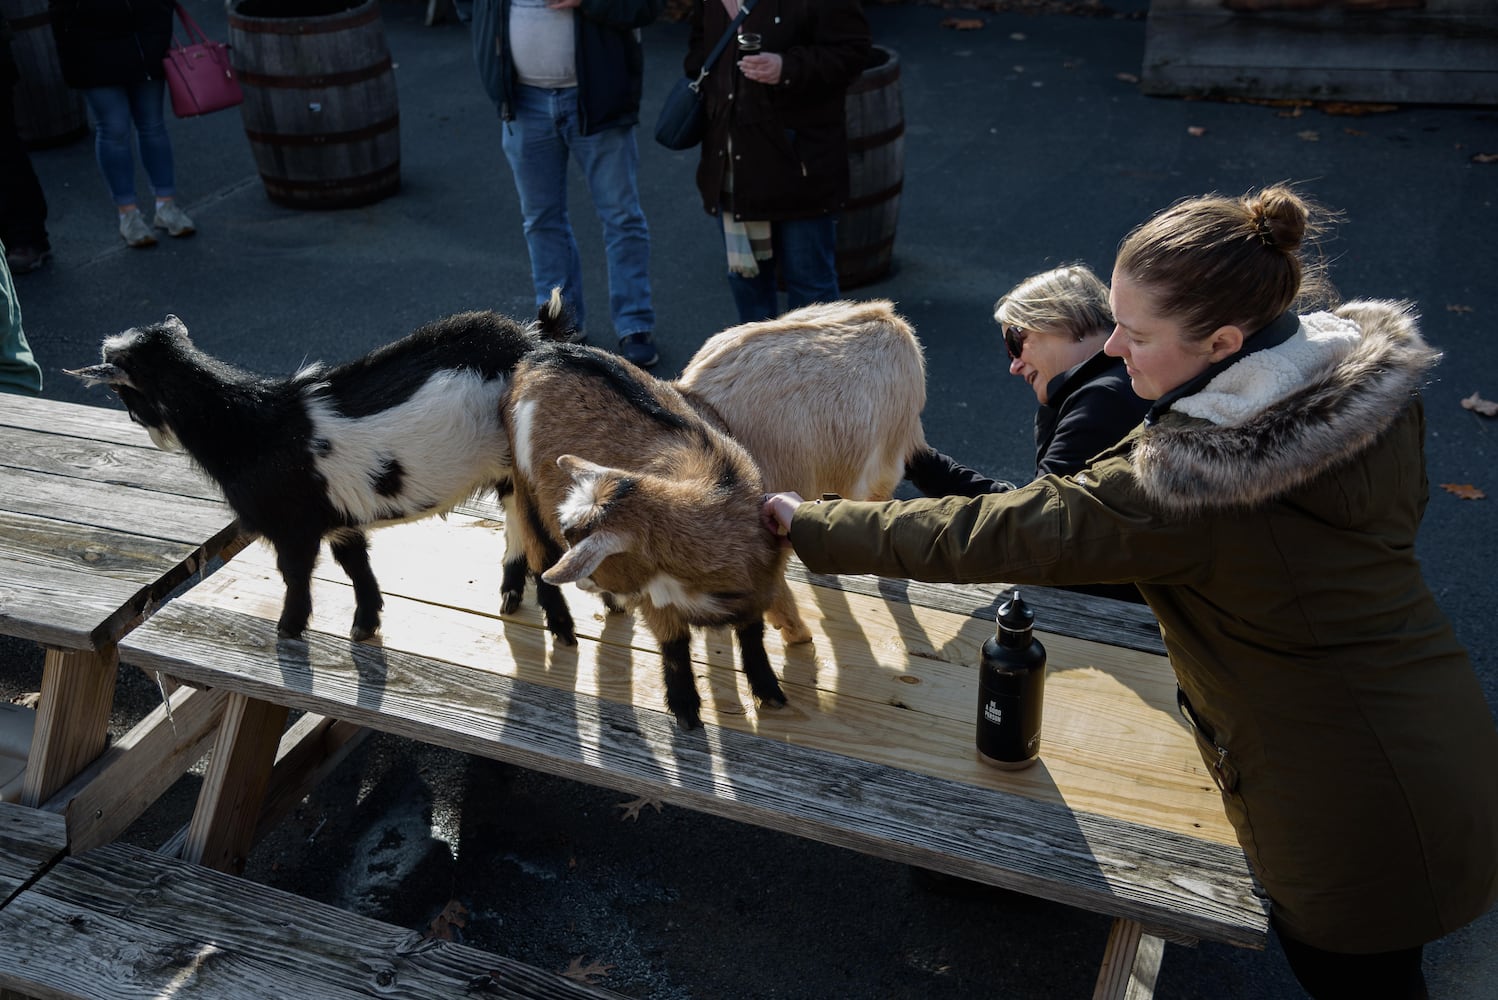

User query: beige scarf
[717,0,772,277]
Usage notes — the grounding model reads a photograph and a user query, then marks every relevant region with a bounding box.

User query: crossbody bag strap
[692,0,758,90]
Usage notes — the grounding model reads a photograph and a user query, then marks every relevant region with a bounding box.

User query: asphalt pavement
[4,1,1497,997]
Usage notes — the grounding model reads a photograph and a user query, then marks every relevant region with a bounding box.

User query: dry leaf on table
[1439,483,1487,500]
[1461,392,1498,417]
[424,899,468,941]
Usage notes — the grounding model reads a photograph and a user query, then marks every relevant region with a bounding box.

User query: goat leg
[534,534,577,645]
[272,533,321,639]
[765,573,813,645]
[735,619,787,709]
[498,488,527,614]
[330,529,383,641]
[660,633,702,730]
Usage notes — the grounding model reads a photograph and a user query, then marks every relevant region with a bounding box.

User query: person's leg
[1276,927,1429,1000]
[501,86,586,332]
[128,79,176,199]
[776,213,841,311]
[82,86,142,207]
[0,249,43,396]
[569,121,654,340]
[0,79,49,266]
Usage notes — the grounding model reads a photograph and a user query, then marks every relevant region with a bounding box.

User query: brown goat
[502,341,790,730]
[675,298,929,642]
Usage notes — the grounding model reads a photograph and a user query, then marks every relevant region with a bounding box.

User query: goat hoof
[781,625,814,645]
[673,711,704,731]
[500,590,522,615]
[276,624,305,640]
[349,625,379,642]
[551,630,578,647]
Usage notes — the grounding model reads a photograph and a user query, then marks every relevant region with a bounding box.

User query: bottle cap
[997,589,1034,635]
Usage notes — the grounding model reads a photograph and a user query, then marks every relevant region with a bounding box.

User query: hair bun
[1249,185,1307,253]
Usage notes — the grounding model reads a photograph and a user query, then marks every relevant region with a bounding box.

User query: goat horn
[63,363,131,388]
[543,529,630,585]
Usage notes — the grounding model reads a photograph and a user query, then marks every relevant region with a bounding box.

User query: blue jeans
[500,85,654,338]
[725,213,840,323]
[82,81,176,207]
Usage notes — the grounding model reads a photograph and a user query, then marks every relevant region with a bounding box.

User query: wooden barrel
[2,0,87,147]
[227,0,399,209]
[837,46,904,290]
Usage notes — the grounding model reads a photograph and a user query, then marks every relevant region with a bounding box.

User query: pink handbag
[162,4,244,118]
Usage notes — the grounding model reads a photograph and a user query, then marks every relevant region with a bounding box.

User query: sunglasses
[1004,325,1028,361]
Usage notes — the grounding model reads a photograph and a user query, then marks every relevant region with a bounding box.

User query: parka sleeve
[774,0,870,100]
[787,466,1212,589]
[579,0,664,30]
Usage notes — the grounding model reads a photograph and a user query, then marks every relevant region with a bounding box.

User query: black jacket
[909,351,1149,496]
[687,0,870,221]
[49,0,174,89]
[472,0,661,135]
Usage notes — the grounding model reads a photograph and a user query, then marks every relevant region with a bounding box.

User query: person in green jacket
[763,184,1498,999]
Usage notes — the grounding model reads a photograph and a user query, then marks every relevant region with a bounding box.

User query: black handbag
[654,0,757,151]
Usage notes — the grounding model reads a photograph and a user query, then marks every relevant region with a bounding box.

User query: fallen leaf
[615,795,664,821]
[1317,101,1398,116]
[423,899,468,941]
[1297,130,1320,141]
[1342,127,1367,136]
[1446,304,1474,314]
[941,17,984,29]
[1116,71,1140,83]
[1472,153,1498,164]
[1440,483,1487,500]
[1187,125,1207,137]
[1009,32,1027,40]
[1461,392,1498,417]
[1276,107,1305,118]
[563,956,615,985]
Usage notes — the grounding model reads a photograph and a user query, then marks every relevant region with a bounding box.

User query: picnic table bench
[108,502,1269,998]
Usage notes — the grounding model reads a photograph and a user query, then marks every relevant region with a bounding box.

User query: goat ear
[63,363,134,389]
[557,454,618,483]
[543,529,631,585]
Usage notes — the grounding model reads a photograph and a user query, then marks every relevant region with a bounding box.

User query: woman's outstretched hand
[761,491,805,543]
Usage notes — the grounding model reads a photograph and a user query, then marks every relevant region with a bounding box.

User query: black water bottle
[976,589,1047,769]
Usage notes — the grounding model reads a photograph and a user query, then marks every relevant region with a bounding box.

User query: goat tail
[536,287,579,343]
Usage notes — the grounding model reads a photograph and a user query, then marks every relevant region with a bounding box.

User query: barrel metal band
[235,56,393,90]
[264,163,400,195]
[244,113,400,147]
[846,121,905,155]
[841,180,903,212]
[228,4,384,35]
[846,64,900,96]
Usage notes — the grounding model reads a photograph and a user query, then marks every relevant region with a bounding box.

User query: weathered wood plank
[42,686,228,854]
[0,802,66,904]
[1142,1,1498,104]
[182,694,290,874]
[20,648,117,808]
[0,424,222,502]
[174,540,1232,844]
[0,843,626,999]
[1093,918,1166,1000]
[0,466,235,545]
[122,601,1267,947]
[0,509,231,649]
[0,395,146,449]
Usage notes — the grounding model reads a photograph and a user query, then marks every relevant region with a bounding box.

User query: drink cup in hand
[737,31,761,54]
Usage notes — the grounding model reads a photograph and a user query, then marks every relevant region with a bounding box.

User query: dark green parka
[787,300,1498,953]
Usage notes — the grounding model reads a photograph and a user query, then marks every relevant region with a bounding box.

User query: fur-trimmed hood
[1134,300,1441,513]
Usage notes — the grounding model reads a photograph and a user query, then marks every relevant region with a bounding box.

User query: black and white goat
[503,341,789,729]
[67,306,571,641]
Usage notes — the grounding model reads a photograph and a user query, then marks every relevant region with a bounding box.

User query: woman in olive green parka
[765,187,1498,999]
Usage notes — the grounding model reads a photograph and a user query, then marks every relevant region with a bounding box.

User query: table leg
[20,646,118,808]
[1093,917,1165,1000]
[181,693,289,874]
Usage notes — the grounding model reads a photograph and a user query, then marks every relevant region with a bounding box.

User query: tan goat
[675,299,929,643]
[503,341,790,730]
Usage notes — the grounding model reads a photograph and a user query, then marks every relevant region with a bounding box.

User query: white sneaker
[153,200,196,237]
[118,209,157,248]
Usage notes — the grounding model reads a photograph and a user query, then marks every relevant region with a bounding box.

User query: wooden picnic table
[0,395,243,831]
[118,501,1269,999]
